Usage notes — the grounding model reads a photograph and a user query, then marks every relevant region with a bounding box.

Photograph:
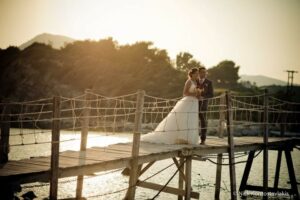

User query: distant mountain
[19,33,75,50]
[240,75,286,86]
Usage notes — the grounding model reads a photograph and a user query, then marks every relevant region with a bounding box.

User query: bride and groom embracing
[142,67,213,145]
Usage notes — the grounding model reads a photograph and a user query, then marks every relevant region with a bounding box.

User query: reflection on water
[9,129,299,199]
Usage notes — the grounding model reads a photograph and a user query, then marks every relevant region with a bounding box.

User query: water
[8,129,300,200]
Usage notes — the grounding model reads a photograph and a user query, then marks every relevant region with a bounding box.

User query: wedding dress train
[141,82,199,145]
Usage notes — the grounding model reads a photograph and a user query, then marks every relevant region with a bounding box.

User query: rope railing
[1,90,299,149]
[269,96,300,105]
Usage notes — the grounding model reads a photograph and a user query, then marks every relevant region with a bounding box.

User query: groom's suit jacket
[197,79,213,111]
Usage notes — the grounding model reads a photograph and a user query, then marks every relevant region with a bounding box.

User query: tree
[208,60,240,88]
[176,52,202,72]
[0,38,186,101]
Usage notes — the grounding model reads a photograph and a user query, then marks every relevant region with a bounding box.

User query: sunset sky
[1,0,299,84]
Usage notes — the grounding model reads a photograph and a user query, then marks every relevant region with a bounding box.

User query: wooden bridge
[0,90,299,199]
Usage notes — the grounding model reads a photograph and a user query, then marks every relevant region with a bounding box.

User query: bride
[141,68,201,145]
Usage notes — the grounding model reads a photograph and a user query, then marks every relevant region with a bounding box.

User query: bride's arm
[183,80,197,97]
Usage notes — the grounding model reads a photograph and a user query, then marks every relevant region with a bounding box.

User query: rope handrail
[269,96,300,105]
[231,99,264,108]
[2,90,299,148]
[231,94,265,98]
[87,90,139,99]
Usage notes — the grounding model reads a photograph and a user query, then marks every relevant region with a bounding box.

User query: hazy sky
[1,0,299,83]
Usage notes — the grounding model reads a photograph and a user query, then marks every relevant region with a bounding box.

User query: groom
[197,67,213,145]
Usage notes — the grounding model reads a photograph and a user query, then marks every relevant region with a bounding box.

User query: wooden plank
[59,153,126,163]
[2,162,49,174]
[1,157,132,184]
[58,156,100,167]
[137,181,199,199]
[139,145,183,153]
[88,147,133,156]
[27,157,51,164]
[93,142,186,155]
[61,149,129,159]
[10,158,50,167]
[9,160,50,169]
[59,157,131,178]
[87,150,132,159]
[96,146,133,154]
[139,142,190,150]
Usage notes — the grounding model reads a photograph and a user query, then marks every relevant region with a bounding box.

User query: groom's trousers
[199,100,208,142]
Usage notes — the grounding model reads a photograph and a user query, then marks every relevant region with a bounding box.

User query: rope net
[0,91,140,149]
[1,90,299,149]
[230,94,300,136]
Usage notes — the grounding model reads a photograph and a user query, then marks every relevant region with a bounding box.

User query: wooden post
[263,89,269,200]
[284,150,299,199]
[214,154,223,200]
[215,94,225,200]
[273,150,282,190]
[50,96,61,200]
[218,95,225,138]
[178,157,184,200]
[225,91,237,200]
[76,89,92,199]
[239,150,255,199]
[126,90,145,200]
[0,104,10,164]
[185,156,192,200]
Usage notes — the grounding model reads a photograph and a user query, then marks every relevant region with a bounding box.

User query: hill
[19,33,75,50]
[240,75,286,86]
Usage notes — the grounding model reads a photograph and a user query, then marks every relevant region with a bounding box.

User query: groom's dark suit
[197,79,213,142]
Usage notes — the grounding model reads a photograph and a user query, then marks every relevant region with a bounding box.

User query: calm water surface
[9,129,299,200]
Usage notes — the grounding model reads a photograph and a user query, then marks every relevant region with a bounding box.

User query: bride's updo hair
[188,68,198,78]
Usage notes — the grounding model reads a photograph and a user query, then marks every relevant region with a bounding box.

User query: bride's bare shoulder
[185,79,192,85]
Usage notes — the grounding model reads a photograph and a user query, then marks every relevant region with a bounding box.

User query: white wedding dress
[141,81,199,145]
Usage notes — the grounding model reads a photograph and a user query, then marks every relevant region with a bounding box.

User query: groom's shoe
[200,140,206,145]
